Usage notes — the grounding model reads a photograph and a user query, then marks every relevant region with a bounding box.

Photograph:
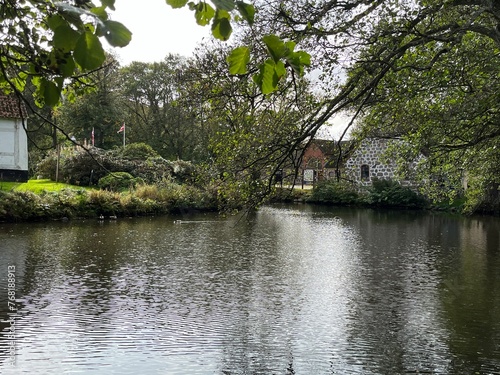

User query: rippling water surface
[1,205,499,374]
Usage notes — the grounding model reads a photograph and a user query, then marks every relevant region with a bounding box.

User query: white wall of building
[0,118,28,172]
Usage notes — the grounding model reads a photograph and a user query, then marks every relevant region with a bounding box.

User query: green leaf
[253,59,282,95]
[212,10,232,41]
[275,60,286,78]
[236,1,255,25]
[103,20,132,47]
[284,40,296,52]
[59,56,76,78]
[211,0,235,11]
[41,79,60,107]
[90,6,108,20]
[227,46,250,75]
[74,31,106,70]
[11,71,27,92]
[286,51,311,75]
[53,25,80,51]
[47,15,65,31]
[193,2,215,26]
[263,35,289,62]
[166,0,189,9]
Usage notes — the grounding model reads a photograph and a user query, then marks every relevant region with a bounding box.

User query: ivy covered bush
[110,142,160,160]
[98,172,140,191]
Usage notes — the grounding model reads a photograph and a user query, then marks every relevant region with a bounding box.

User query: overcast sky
[107,0,209,64]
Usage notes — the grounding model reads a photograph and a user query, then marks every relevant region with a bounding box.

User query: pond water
[0,205,499,374]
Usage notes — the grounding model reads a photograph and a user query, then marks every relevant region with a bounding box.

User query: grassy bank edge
[0,179,218,222]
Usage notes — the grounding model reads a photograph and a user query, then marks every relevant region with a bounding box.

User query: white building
[0,95,28,181]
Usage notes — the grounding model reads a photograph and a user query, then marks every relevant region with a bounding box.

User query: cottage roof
[310,139,336,155]
[0,95,28,119]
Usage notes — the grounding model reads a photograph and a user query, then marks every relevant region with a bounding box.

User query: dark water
[0,205,499,374]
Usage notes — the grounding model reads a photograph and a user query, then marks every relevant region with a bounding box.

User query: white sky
[107,0,210,64]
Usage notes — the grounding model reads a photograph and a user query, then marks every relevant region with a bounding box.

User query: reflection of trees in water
[439,216,500,373]
[340,210,456,373]
[215,212,303,374]
[6,221,131,348]
[340,210,500,373]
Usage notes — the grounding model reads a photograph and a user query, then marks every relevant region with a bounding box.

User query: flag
[91,128,95,146]
[117,123,125,133]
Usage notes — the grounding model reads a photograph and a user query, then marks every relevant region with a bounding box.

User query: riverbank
[0,178,495,223]
[0,180,218,222]
[270,181,473,214]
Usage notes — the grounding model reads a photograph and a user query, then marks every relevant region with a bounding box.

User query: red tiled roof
[0,95,28,119]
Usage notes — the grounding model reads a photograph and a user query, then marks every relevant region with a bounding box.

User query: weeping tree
[190,38,318,208]
[348,25,500,212]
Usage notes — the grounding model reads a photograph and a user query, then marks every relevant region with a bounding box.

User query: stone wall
[345,138,400,186]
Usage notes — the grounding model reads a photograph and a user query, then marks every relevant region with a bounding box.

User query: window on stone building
[361,164,370,181]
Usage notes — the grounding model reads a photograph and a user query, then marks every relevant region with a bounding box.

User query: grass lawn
[0,179,88,193]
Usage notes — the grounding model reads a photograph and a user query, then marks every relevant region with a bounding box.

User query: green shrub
[35,153,58,180]
[270,187,312,202]
[98,172,137,191]
[0,190,43,220]
[308,180,359,205]
[116,143,160,160]
[36,147,109,185]
[368,178,428,208]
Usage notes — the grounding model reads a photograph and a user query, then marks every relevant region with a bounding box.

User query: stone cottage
[345,138,405,186]
[0,95,28,181]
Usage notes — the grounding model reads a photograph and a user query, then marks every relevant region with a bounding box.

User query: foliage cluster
[1,0,132,106]
[307,179,428,210]
[308,181,359,206]
[463,177,500,215]
[366,179,428,209]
